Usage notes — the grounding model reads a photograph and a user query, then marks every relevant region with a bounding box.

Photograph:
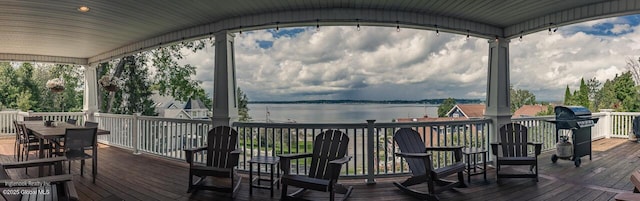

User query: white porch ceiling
[0,0,639,65]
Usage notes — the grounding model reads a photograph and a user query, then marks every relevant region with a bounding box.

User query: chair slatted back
[66,119,77,125]
[499,123,529,157]
[17,124,31,143]
[64,128,97,152]
[84,121,98,128]
[206,126,238,169]
[12,121,23,139]
[308,130,350,180]
[23,116,43,121]
[394,128,428,175]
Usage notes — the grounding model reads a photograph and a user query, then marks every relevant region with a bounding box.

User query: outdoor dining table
[22,121,110,176]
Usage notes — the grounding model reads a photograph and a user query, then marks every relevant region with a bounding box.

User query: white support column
[211,31,239,127]
[83,64,99,121]
[485,38,512,163]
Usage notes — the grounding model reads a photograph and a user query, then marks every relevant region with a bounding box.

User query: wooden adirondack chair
[279,130,354,201]
[0,156,78,201]
[184,126,242,197]
[490,123,542,182]
[393,128,466,201]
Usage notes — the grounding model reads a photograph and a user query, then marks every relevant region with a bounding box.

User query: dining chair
[51,127,98,183]
[84,121,98,128]
[23,116,43,121]
[66,119,77,125]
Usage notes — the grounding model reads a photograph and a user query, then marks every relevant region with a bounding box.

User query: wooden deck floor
[1,138,639,201]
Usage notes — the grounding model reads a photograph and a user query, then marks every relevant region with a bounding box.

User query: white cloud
[181,16,640,102]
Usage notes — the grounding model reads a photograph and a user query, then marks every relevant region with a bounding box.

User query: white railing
[0,111,19,135]
[0,111,85,136]
[5,110,640,181]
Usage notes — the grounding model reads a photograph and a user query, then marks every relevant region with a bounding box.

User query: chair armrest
[1,156,67,169]
[329,156,352,165]
[184,146,208,164]
[328,156,352,181]
[425,146,464,151]
[528,142,543,155]
[395,152,431,158]
[490,143,500,156]
[279,153,313,160]
[229,149,242,167]
[279,153,312,175]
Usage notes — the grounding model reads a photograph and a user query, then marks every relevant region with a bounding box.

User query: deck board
[1,138,639,201]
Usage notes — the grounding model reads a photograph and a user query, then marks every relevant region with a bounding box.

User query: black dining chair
[23,116,43,121]
[66,119,77,125]
[51,127,98,183]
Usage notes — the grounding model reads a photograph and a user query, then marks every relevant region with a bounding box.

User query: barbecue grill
[546,106,599,167]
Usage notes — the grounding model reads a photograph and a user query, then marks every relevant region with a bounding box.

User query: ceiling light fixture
[435,25,439,36]
[78,6,90,12]
[396,21,400,32]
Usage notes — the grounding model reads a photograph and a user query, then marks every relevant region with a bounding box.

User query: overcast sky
[181,14,640,102]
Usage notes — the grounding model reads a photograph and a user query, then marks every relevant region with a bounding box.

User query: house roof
[184,98,207,110]
[512,104,550,118]
[447,104,486,118]
[0,1,636,65]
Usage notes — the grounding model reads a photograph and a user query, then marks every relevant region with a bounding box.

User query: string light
[495,35,499,42]
[435,25,439,36]
[239,26,242,34]
[466,30,469,41]
[396,21,400,32]
[519,31,523,42]
[548,23,553,35]
[316,19,320,32]
[276,22,280,31]
[356,19,360,31]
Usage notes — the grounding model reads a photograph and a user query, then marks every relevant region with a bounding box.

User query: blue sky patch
[565,14,640,36]
[268,28,306,38]
[257,40,273,49]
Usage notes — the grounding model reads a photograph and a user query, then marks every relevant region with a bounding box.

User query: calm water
[247,103,438,123]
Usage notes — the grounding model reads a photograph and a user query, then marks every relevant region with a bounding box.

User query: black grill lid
[554,106,592,120]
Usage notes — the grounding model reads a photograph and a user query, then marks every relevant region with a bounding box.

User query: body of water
[247,103,438,123]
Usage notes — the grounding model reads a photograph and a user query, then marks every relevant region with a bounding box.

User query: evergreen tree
[0,62,19,109]
[438,98,456,117]
[576,78,590,108]
[117,55,156,115]
[614,72,640,112]
[237,87,251,122]
[564,85,572,105]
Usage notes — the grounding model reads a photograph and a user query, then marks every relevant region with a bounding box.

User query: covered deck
[2,138,636,201]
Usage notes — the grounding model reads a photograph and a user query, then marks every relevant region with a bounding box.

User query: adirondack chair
[614,170,640,201]
[0,156,78,201]
[279,130,353,201]
[490,123,542,182]
[392,128,466,201]
[184,126,242,197]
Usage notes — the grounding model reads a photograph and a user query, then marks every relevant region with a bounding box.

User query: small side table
[462,147,488,183]
[248,156,280,197]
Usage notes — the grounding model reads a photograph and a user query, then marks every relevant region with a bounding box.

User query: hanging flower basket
[46,78,65,93]
[99,75,124,92]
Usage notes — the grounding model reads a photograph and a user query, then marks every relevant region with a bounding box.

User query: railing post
[599,109,613,139]
[366,120,376,185]
[132,113,141,155]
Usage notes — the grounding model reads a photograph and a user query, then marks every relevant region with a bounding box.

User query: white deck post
[211,31,239,127]
[83,64,99,122]
[485,38,512,164]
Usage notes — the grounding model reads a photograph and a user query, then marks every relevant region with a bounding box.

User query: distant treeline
[250,99,483,104]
